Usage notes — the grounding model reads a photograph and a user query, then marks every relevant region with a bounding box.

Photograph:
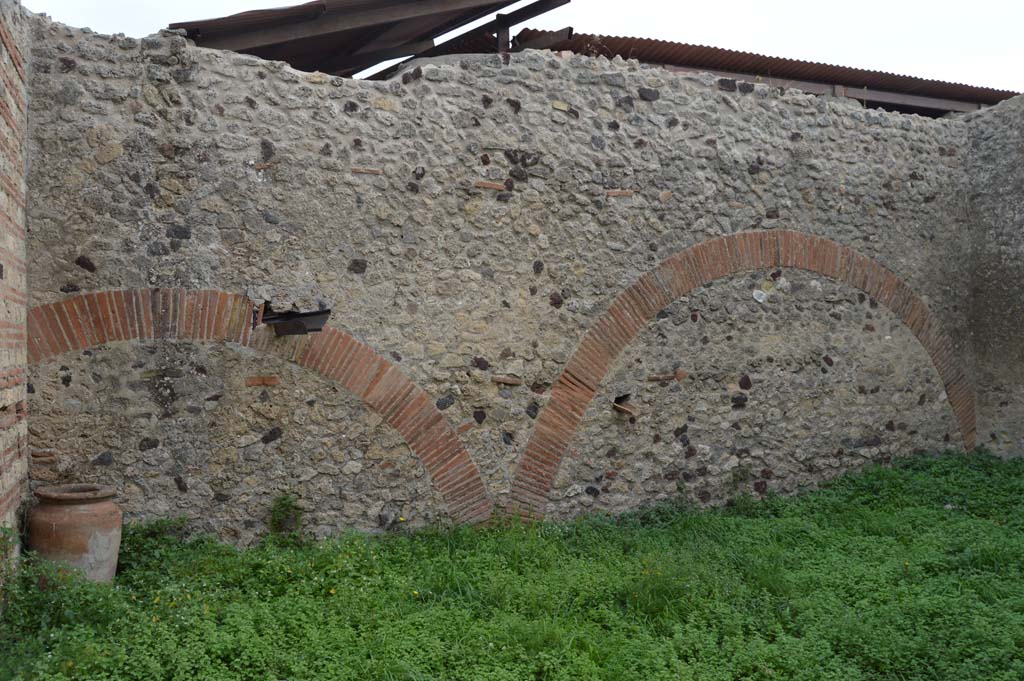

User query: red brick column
[0,1,28,560]
[510,230,976,517]
[27,289,492,525]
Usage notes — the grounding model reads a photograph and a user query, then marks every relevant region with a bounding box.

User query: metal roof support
[496,13,510,54]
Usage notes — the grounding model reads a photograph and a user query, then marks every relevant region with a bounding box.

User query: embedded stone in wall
[17,6,1015,541]
[28,344,446,546]
[547,270,956,518]
[964,95,1024,456]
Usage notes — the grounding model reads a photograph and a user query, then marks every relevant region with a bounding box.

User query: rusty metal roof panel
[513,29,1018,104]
[170,2,1018,106]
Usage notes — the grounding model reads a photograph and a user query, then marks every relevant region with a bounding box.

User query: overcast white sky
[20,0,1024,92]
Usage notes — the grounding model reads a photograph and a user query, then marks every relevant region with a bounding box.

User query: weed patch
[2,452,1023,680]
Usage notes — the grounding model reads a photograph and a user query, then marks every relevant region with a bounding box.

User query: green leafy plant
[0,525,15,558]
[1,452,1023,680]
[268,493,303,541]
[0,524,17,598]
[116,515,191,577]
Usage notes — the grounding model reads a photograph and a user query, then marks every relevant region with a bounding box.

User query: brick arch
[510,230,976,517]
[26,288,491,525]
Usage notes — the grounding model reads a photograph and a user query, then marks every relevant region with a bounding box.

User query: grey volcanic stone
[18,7,1024,544]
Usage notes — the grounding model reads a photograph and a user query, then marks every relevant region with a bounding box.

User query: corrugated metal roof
[510,29,1018,105]
[404,26,1016,108]
[169,3,1018,108]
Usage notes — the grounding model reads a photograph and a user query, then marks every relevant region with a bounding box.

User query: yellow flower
[399,516,406,522]
[329,588,336,595]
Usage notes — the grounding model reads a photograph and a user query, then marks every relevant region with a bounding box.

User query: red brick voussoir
[509,230,977,518]
[27,288,492,526]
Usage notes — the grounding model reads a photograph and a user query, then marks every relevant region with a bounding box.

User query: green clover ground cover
[3,453,1024,680]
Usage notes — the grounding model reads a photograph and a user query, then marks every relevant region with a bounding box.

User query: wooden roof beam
[371,0,570,77]
[320,38,436,75]
[201,0,511,52]
[481,0,569,33]
[349,1,500,56]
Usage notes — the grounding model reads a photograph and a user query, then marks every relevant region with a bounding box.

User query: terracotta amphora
[28,484,122,583]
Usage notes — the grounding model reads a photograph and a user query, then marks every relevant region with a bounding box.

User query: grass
[2,452,1024,680]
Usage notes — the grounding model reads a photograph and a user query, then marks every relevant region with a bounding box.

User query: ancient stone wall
[17,11,1016,543]
[964,96,1024,455]
[0,0,28,559]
